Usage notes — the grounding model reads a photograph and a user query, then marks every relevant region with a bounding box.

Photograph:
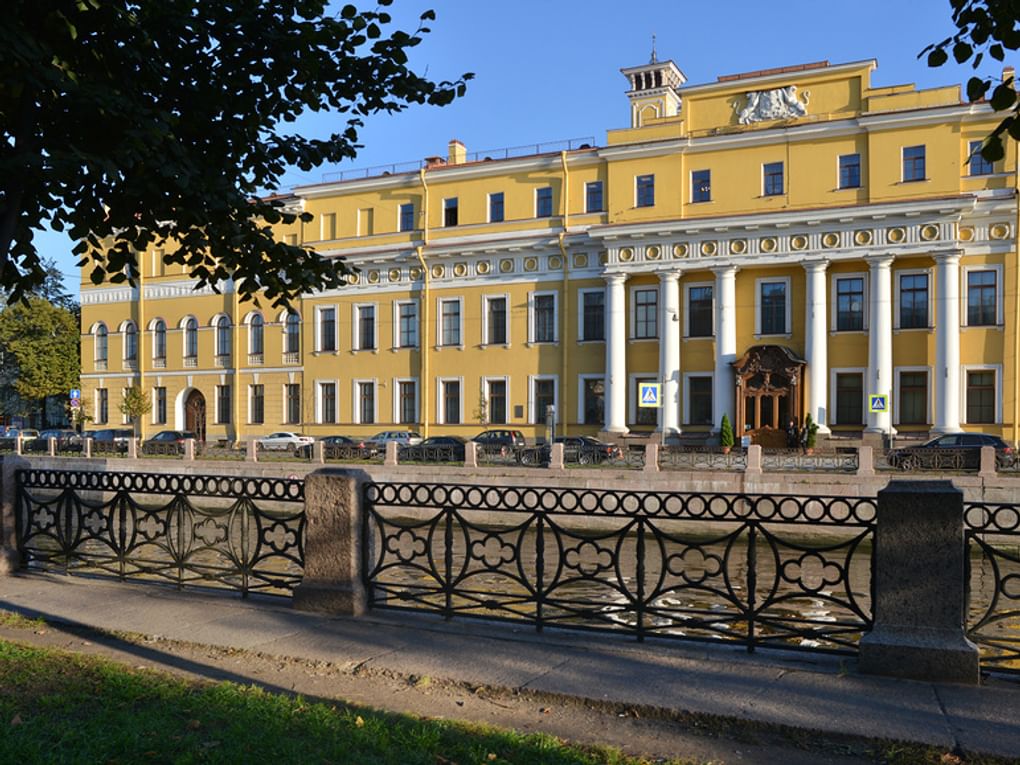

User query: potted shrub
[803,413,819,455]
[720,413,734,454]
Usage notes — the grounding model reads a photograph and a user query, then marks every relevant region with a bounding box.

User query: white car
[256,432,314,452]
[367,430,423,449]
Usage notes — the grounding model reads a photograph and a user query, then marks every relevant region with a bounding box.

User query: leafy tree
[0,297,79,424]
[0,1,471,306]
[921,0,1020,161]
[70,399,92,432]
[119,386,151,433]
[473,392,489,426]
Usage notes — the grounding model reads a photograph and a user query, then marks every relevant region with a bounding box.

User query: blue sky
[39,1,994,293]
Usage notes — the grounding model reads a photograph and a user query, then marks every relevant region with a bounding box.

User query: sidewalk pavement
[1,571,1018,760]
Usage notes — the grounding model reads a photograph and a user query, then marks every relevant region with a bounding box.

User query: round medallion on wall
[453,263,467,277]
[431,264,444,279]
[854,230,873,246]
[549,255,563,269]
[920,224,940,241]
[991,222,1010,240]
[599,252,609,265]
[729,239,747,255]
[646,245,661,260]
[822,232,840,249]
[524,257,538,271]
[388,269,401,283]
[409,266,422,281]
[958,226,975,242]
[348,272,360,285]
[499,258,514,273]
[477,261,491,275]
[791,234,808,251]
[887,227,906,244]
[673,243,689,259]
[573,253,588,268]
[367,270,380,284]
[619,247,634,262]
[760,237,777,253]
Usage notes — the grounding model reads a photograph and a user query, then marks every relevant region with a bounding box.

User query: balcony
[248,353,264,366]
[153,357,166,369]
[95,360,107,372]
[184,356,198,368]
[123,359,137,371]
[283,352,300,365]
[214,354,231,368]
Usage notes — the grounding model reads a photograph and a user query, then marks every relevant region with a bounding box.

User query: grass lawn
[0,639,686,765]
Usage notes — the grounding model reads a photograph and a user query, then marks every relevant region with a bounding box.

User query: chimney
[448,139,467,165]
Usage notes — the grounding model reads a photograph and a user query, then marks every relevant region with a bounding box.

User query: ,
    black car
[36,429,84,453]
[555,436,623,465]
[887,432,1015,470]
[87,428,135,453]
[399,436,467,462]
[472,429,526,455]
[297,435,376,459]
[141,430,197,455]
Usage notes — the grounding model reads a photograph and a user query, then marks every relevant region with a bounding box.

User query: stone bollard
[84,438,93,459]
[48,437,56,457]
[183,438,195,460]
[314,440,325,464]
[127,437,138,459]
[15,436,22,456]
[643,443,658,472]
[384,440,398,467]
[979,445,996,478]
[246,439,258,462]
[859,480,979,684]
[856,445,875,477]
[463,441,478,468]
[292,469,367,615]
[744,444,762,476]
[0,455,29,574]
[549,442,565,470]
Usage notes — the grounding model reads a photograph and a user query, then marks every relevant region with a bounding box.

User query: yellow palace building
[80,54,1020,446]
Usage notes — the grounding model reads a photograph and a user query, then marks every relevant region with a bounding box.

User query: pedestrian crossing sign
[868,394,888,413]
[638,382,661,408]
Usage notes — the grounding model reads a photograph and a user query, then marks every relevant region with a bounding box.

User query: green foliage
[118,385,151,429]
[0,2,472,306]
[70,399,92,430]
[921,1,1020,162]
[720,413,734,448]
[473,392,489,425]
[804,413,819,449]
[0,639,680,765]
[0,297,79,405]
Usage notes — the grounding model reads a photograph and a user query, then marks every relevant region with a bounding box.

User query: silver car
[367,430,423,449]
[255,432,315,453]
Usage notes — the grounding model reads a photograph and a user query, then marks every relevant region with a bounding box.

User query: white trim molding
[830,272,869,333]
[527,374,559,425]
[527,289,559,344]
[893,267,933,331]
[893,366,933,427]
[829,367,867,427]
[961,363,1003,425]
[754,276,792,337]
[961,262,1004,328]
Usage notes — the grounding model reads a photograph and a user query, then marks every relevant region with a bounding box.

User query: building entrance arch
[176,388,207,443]
[733,345,806,447]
